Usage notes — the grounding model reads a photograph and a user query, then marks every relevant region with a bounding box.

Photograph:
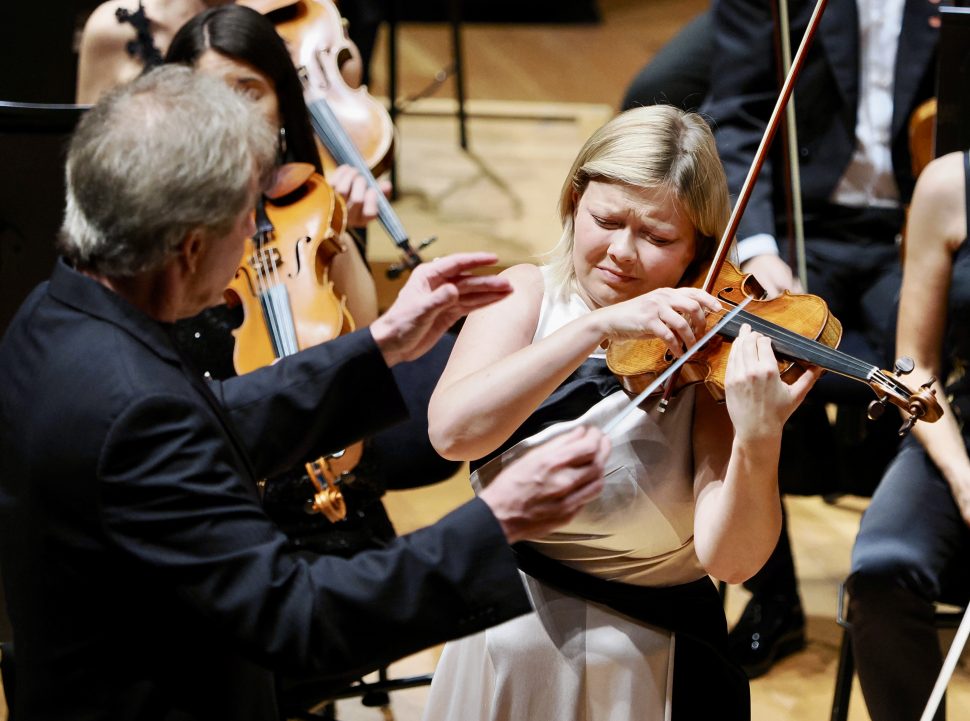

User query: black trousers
[848,436,970,721]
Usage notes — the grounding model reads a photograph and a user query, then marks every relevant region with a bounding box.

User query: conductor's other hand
[370,252,513,366]
[479,426,611,544]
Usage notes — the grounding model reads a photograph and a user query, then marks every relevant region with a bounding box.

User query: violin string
[253,246,283,358]
[603,298,753,436]
[266,245,298,357]
[250,199,284,358]
[722,307,877,380]
[727,312,873,379]
[253,227,289,360]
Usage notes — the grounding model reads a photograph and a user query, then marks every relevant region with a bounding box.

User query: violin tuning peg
[898,415,917,437]
[867,399,887,420]
[920,376,938,392]
[894,356,915,376]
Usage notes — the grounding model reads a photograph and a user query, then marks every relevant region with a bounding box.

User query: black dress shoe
[728,595,806,678]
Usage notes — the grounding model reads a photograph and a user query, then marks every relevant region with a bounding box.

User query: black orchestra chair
[280,666,435,720]
[0,100,88,334]
[829,582,965,721]
[0,99,86,721]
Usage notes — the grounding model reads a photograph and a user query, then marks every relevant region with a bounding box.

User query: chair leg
[830,626,854,721]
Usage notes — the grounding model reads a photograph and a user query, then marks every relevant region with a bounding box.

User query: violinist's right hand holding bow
[592,286,721,356]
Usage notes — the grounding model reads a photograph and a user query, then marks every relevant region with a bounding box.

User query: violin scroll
[866,359,942,435]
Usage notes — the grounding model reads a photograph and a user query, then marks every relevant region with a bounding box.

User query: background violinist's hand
[370,252,513,366]
[741,254,804,299]
[724,324,820,443]
[479,426,610,543]
[329,164,392,228]
[595,287,721,357]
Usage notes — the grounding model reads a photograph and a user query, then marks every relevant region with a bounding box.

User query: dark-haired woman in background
[160,5,462,560]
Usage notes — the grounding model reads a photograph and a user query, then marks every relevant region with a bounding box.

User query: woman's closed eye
[592,214,622,229]
[641,232,674,246]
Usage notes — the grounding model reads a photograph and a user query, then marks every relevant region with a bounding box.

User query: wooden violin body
[225,169,353,375]
[609,263,840,397]
[247,0,395,176]
[225,168,363,503]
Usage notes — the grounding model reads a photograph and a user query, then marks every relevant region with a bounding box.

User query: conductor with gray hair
[0,66,609,721]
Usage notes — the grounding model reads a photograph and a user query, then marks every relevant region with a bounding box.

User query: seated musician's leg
[848,439,970,721]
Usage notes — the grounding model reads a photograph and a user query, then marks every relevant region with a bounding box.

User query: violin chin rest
[267,162,316,199]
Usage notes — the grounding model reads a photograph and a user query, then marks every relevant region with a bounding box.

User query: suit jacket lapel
[169,335,263,491]
[892,0,939,139]
[818,0,859,110]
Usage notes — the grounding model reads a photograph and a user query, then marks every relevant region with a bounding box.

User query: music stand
[0,101,88,335]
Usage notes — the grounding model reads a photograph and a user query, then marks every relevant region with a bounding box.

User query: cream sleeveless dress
[422,268,707,721]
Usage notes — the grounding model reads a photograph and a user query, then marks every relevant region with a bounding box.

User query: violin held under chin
[606,262,942,436]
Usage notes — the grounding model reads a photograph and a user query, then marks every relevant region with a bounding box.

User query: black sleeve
[702,0,782,242]
[212,328,409,479]
[98,393,531,679]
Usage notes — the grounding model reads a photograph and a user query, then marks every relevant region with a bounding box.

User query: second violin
[247,0,433,277]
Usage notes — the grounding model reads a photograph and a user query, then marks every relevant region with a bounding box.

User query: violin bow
[658,0,828,409]
[773,0,809,290]
[701,0,829,292]
[603,298,753,434]
[494,298,755,465]
[920,604,970,720]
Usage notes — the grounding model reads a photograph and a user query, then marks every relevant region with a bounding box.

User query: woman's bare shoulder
[81,1,141,44]
[499,262,544,295]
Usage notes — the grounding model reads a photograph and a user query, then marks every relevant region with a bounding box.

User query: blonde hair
[545,105,729,296]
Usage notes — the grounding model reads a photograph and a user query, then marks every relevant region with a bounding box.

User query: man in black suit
[0,66,610,721]
[703,0,939,677]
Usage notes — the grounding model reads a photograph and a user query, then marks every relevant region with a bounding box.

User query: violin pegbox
[866,356,942,435]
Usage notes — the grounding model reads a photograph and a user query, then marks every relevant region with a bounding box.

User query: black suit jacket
[0,260,530,721]
[704,0,939,243]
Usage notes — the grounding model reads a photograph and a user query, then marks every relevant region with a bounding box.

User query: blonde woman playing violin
[423,105,820,721]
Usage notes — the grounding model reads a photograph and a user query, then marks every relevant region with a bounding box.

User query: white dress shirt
[738,0,906,262]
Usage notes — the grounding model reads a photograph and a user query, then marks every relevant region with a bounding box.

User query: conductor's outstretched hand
[371,252,513,366]
[479,426,611,544]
